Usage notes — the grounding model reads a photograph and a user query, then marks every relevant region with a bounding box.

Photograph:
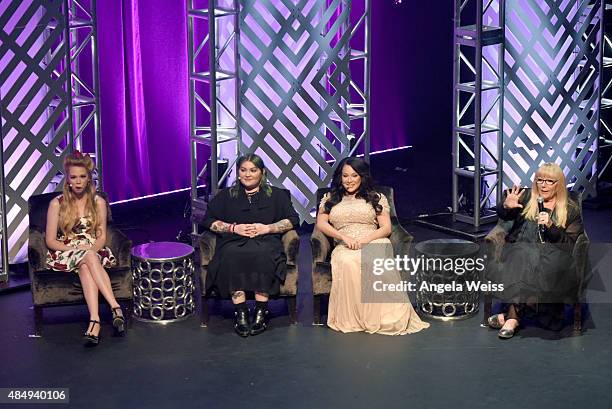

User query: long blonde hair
[59,152,100,237]
[521,163,570,228]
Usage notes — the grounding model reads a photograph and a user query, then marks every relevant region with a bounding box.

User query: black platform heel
[84,320,101,346]
[111,307,126,336]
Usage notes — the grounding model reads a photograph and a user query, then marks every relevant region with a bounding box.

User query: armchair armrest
[311,227,332,264]
[390,224,413,257]
[28,229,48,274]
[484,223,508,261]
[573,232,590,300]
[106,227,132,269]
[282,230,300,266]
[198,231,217,267]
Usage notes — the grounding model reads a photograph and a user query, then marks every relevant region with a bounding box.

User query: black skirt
[205,236,286,297]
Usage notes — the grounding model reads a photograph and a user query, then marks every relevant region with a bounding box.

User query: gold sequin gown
[321,193,429,335]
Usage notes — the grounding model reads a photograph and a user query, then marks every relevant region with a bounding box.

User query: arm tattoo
[269,219,293,233]
[210,220,232,233]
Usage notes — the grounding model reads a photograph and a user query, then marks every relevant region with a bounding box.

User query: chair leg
[573,302,582,333]
[125,299,134,329]
[482,293,493,327]
[287,296,298,325]
[313,294,323,326]
[32,306,43,337]
[200,296,209,328]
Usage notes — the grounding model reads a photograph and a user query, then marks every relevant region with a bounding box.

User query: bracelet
[230,223,236,233]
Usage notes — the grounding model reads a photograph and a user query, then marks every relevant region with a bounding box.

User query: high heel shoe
[83,320,101,346]
[111,307,126,336]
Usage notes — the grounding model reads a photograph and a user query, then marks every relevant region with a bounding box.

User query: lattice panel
[238,0,355,222]
[598,1,612,182]
[503,0,601,197]
[1,0,70,263]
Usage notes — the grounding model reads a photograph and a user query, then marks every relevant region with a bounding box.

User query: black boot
[250,305,269,336]
[234,308,251,337]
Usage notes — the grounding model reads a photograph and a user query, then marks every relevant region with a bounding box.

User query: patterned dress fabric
[321,193,429,335]
[46,216,116,273]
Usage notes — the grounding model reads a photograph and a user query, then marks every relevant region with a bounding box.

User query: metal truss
[452,0,604,227]
[0,0,101,279]
[65,0,102,186]
[187,0,241,237]
[452,0,505,227]
[0,108,6,281]
[188,0,371,228]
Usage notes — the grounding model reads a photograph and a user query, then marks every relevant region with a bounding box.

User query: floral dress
[46,216,116,273]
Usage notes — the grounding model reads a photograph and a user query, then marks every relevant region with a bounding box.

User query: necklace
[246,188,259,204]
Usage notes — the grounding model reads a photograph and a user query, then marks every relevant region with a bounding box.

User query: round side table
[131,242,195,323]
[414,238,480,320]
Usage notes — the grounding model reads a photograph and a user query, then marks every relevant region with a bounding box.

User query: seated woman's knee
[83,250,99,265]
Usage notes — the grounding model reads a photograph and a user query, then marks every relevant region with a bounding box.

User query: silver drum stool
[414,239,480,320]
[131,242,195,322]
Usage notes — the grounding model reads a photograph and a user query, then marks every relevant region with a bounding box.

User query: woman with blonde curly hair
[487,162,584,339]
[45,151,124,346]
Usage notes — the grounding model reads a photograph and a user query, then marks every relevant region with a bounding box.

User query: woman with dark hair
[202,154,299,337]
[487,162,584,339]
[46,151,124,346]
[316,157,429,335]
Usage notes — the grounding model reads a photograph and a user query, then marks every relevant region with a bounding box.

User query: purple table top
[131,241,194,261]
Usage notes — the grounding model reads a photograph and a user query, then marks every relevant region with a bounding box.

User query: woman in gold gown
[316,157,429,335]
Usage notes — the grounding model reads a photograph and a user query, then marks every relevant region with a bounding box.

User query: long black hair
[229,153,273,198]
[323,157,382,214]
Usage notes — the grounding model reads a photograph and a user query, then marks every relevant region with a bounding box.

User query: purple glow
[125,0,152,195]
[97,0,190,201]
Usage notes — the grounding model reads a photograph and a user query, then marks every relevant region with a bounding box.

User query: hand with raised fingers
[504,185,525,209]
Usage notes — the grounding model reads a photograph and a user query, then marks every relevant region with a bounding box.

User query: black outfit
[202,186,299,298]
[491,189,584,329]
[497,190,583,247]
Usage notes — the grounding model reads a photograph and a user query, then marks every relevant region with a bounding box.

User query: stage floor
[0,284,610,409]
[1,148,611,408]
